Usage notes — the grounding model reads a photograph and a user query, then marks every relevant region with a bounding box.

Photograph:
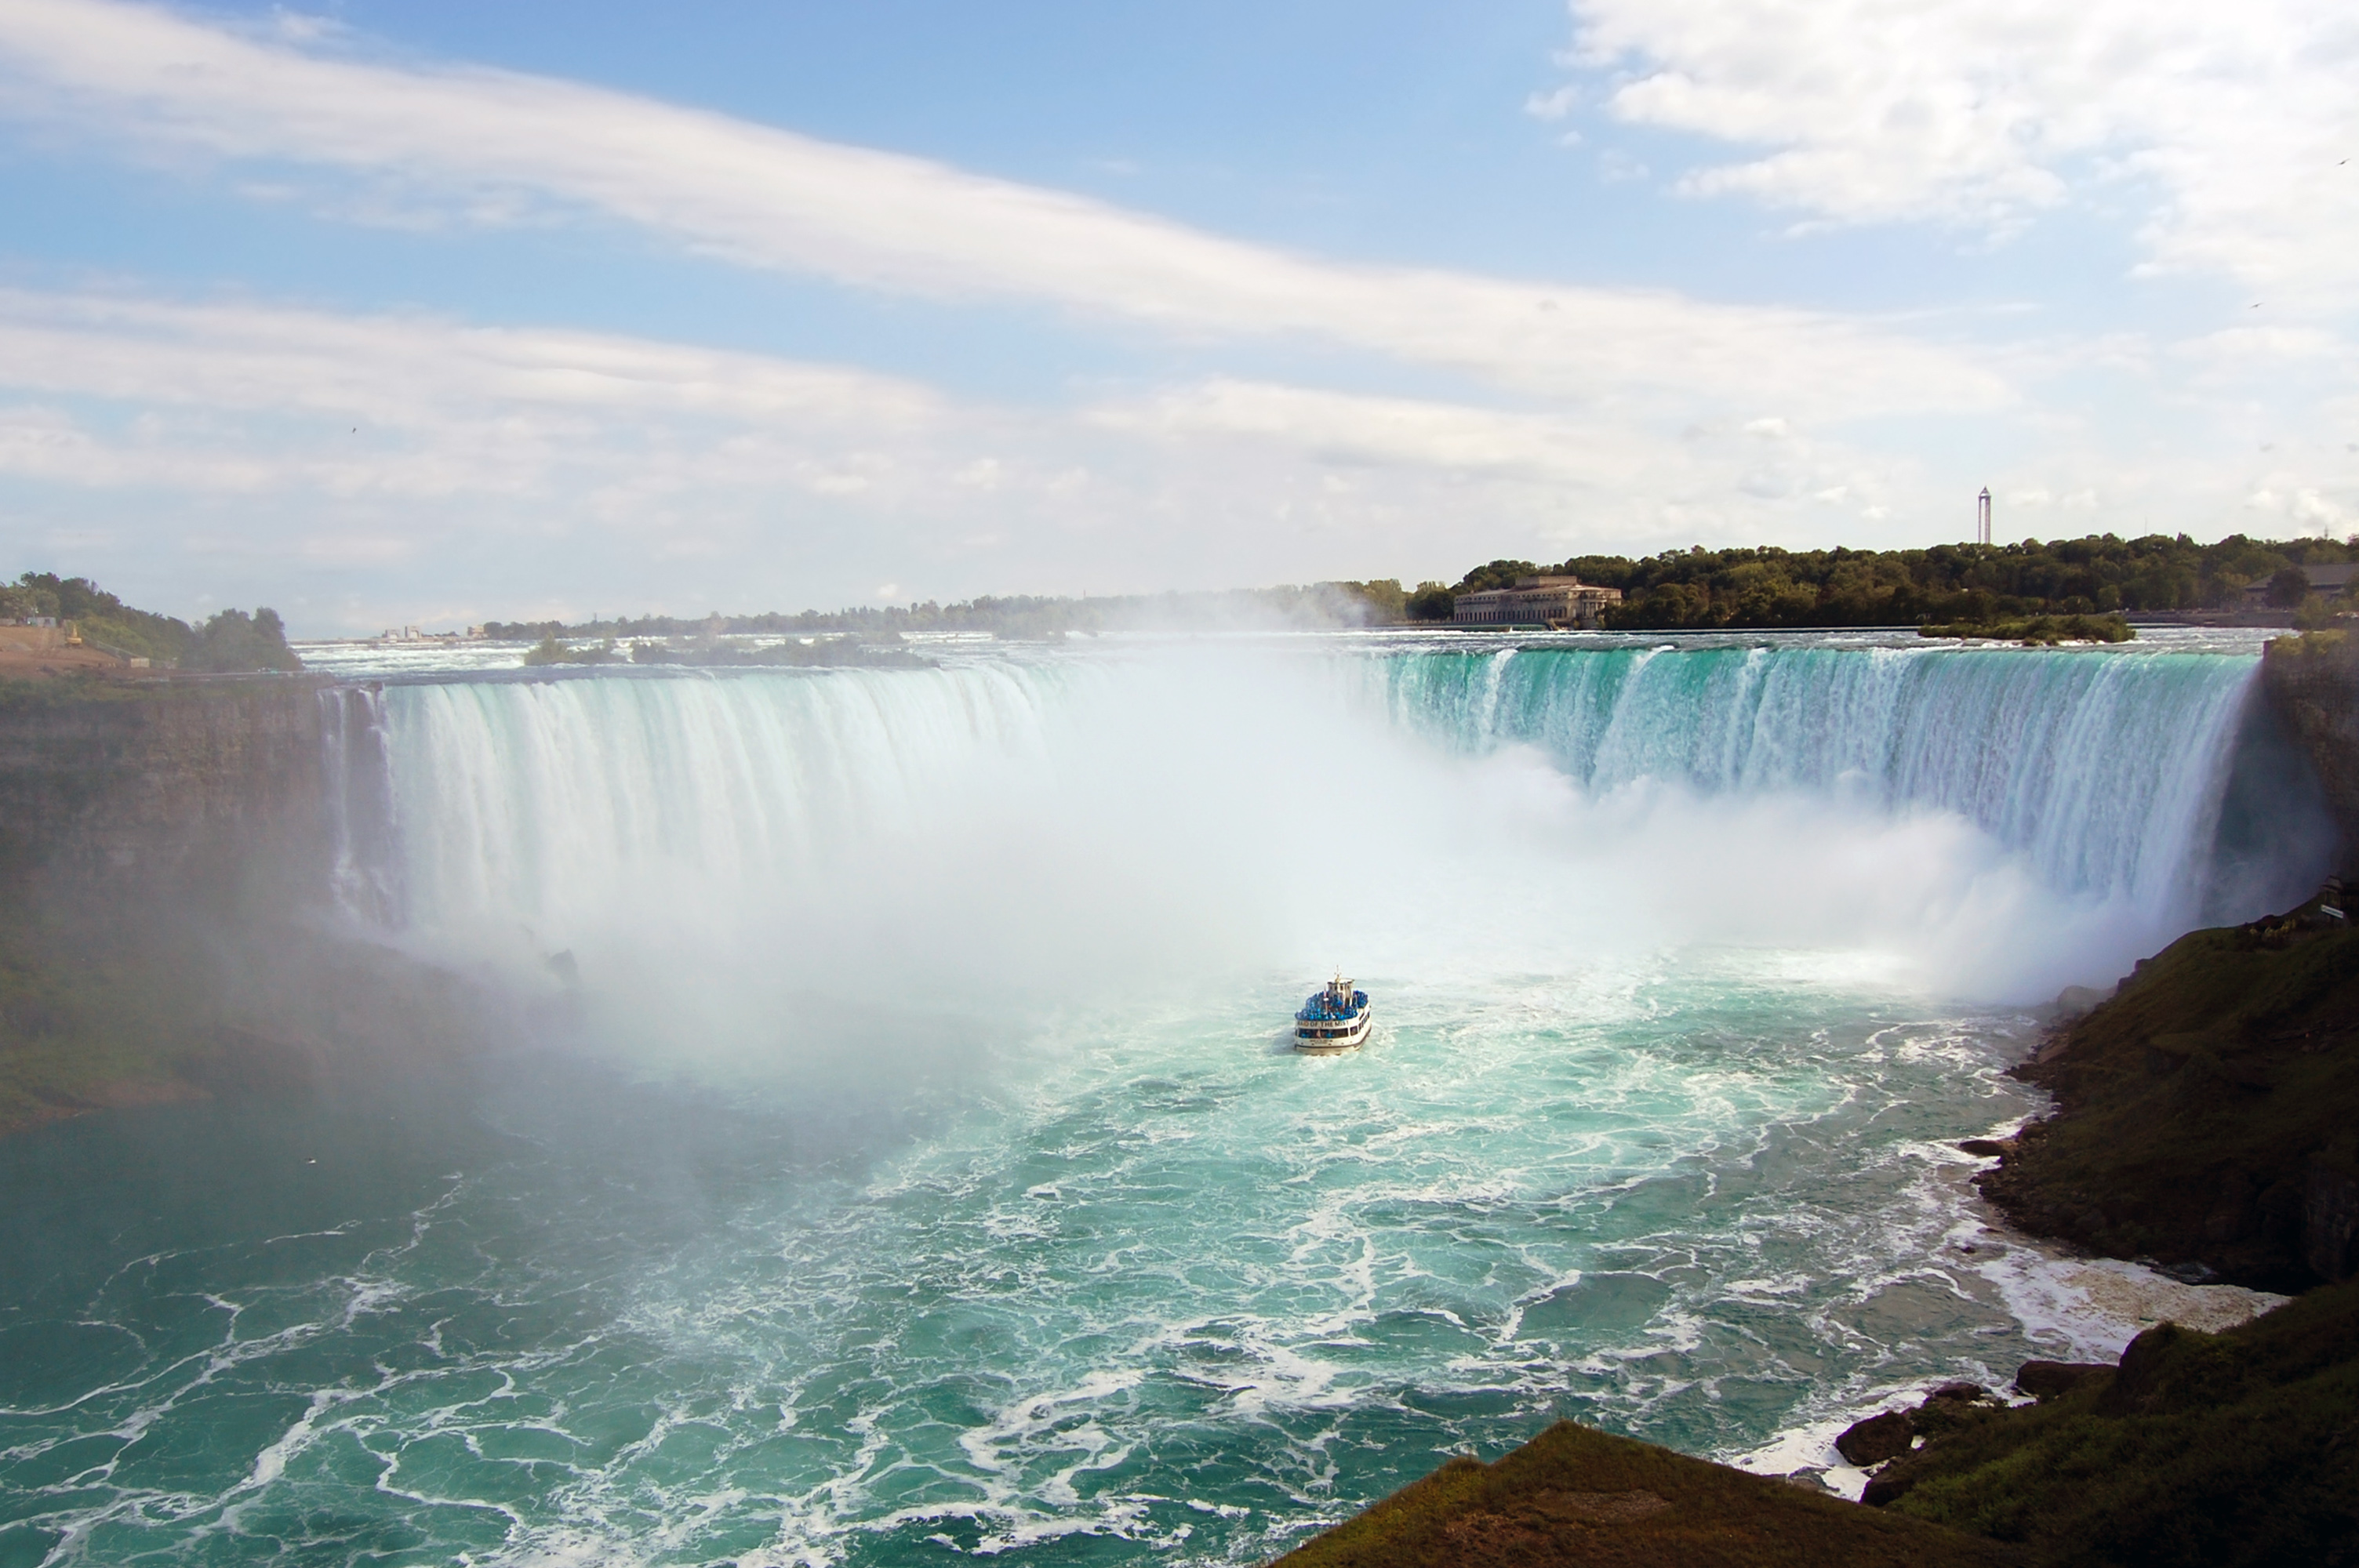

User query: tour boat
[1294,974,1373,1054]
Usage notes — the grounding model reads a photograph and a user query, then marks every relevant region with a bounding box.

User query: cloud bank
[1568,0,2359,306]
[0,0,2005,417]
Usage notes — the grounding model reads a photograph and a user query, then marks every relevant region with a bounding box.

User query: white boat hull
[1293,1005,1373,1054]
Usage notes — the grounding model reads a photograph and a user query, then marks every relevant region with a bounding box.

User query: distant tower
[1976,487,1993,546]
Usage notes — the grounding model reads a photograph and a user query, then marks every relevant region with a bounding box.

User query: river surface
[0,631,2323,1566]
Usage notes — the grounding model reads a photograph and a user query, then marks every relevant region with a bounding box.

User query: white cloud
[1095,379,1608,478]
[1091,376,1910,527]
[0,287,1009,530]
[0,0,2005,417]
[0,289,946,432]
[1565,0,2359,304]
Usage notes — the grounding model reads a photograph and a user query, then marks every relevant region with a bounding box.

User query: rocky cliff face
[0,677,513,1137]
[2262,632,2359,870]
[0,678,333,902]
[1979,911,2359,1292]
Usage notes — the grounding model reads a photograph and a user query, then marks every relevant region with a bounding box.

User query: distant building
[1451,575,1623,630]
[2245,563,2357,605]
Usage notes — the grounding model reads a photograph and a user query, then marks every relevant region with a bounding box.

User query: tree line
[485,581,1413,641]
[1408,534,2356,630]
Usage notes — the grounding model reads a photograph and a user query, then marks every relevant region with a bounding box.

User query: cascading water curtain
[318,684,402,927]
[1372,644,2263,916]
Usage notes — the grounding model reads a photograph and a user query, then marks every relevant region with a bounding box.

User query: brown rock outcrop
[2011,1360,2110,1401]
[1836,1410,1916,1466]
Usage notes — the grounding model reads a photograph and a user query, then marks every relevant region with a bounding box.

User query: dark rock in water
[2013,1359,2110,1400]
[1835,1409,1915,1466]
[1957,1138,2008,1157]
[1909,1384,2005,1446]
[2157,1258,2219,1284]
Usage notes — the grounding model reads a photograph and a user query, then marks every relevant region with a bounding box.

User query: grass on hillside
[1270,1421,2023,1568]
[1883,1279,2359,1566]
[1981,917,2359,1288]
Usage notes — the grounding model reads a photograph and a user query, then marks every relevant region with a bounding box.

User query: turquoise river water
[0,633,2328,1566]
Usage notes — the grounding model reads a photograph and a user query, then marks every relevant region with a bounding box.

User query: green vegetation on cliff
[0,908,507,1138]
[1920,613,2134,644]
[1874,1279,2359,1565]
[2,572,300,671]
[1425,533,2356,631]
[521,633,623,666]
[1272,1421,2020,1568]
[1979,912,2359,1290]
[180,607,302,673]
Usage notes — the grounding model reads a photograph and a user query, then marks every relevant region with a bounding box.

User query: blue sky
[0,0,2352,633]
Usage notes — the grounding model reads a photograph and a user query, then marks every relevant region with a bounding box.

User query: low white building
[1451,575,1623,630]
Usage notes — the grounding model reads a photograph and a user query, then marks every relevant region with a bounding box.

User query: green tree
[183,608,302,673]
[2268,565,2312,607]
[1405,583,1454,621]
[1452,560,1539,594]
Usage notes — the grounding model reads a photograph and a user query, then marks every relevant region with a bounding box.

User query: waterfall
[1372,644,2265,911]
[322,642,2323,1006]
[318,684,402,926]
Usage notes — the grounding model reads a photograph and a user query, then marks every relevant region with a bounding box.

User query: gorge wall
[0,677,456,1136]
[0,677,333,902]
[2263,631,2359,871]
